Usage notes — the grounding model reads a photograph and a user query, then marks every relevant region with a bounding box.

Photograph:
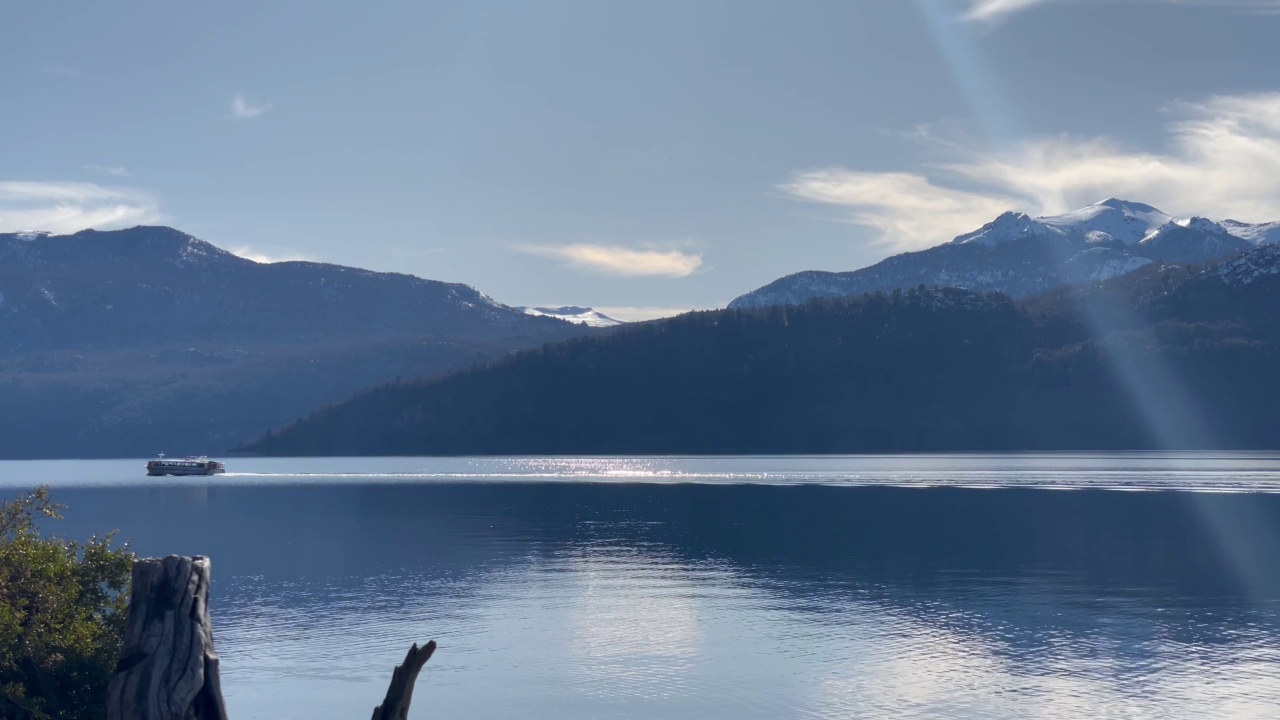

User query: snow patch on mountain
[1167,216,1224,235]
[1040,198,1171,245]
[1221,219,1280,246]
[519,306,623,327]
[1210,244,1280,286]
[1063,247,1155,281]
[1137,219,1253,263]
[951,212,1042,246]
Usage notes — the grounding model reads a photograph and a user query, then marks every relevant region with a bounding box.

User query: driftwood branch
[370,641,437,720]
[107,556,228,720]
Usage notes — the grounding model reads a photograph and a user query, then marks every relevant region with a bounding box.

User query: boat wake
[215,469,1280,494]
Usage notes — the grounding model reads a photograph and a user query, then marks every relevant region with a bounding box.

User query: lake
[4,454,1280,718]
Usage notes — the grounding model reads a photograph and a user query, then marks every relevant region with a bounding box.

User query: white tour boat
[146,453,226,476]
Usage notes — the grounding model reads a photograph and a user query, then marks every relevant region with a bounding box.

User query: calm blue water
[4,455,1280,719]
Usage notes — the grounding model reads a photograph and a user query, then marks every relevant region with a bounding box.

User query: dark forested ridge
[0,226,588,458]
[245,246,1280,456]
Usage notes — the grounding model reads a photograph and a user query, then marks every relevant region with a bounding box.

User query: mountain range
[8,199,1280,459]
[516,306,623,327]
[0,226,591,458]
[245,242,1280,456]
[730,199,1280,309]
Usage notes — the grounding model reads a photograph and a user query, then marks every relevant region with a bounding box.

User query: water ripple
[14,458,1280,718]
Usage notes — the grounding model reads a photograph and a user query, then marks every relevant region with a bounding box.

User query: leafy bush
[0,487,132,720]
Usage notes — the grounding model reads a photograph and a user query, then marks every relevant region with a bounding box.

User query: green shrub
[0,487,132,720]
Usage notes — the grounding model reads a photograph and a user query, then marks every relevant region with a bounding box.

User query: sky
[3,0,1280,319]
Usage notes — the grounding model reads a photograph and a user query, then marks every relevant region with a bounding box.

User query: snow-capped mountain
[729,199,1277,309]
[954,199,1172,247]
[517,306,623,327]
[1220,219,1280,246]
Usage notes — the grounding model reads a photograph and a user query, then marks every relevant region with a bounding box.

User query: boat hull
[146,460,226,476]
[146,467,225,476]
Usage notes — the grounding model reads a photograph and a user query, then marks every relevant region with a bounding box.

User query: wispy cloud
[229,246,311,264]
[84,164,131,178]
[963,0,1049,22]
[516,243,703,278]
[231,94,272,120]
[964,0,1280,24]
[0,181,162,234]
[782,170,1018,251]
[782,92,1280,251]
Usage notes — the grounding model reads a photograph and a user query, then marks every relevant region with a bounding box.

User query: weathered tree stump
[107,555,436,719]
[371,641,437,720]
[107,555,228,720]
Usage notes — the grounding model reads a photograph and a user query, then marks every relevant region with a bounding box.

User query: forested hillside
[0,226,588,457]
[246,248,1280,456]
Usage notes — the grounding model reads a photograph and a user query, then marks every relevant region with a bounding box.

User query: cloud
[84,164,131,178]
[516,243,703,277]
[229,246,311,264]
[963,0,1049,22]
[231,95,272,120]
[964,0,1280,23]
[0,181,162,234]
[782,170,1019,251]
[782,92,1280,251]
